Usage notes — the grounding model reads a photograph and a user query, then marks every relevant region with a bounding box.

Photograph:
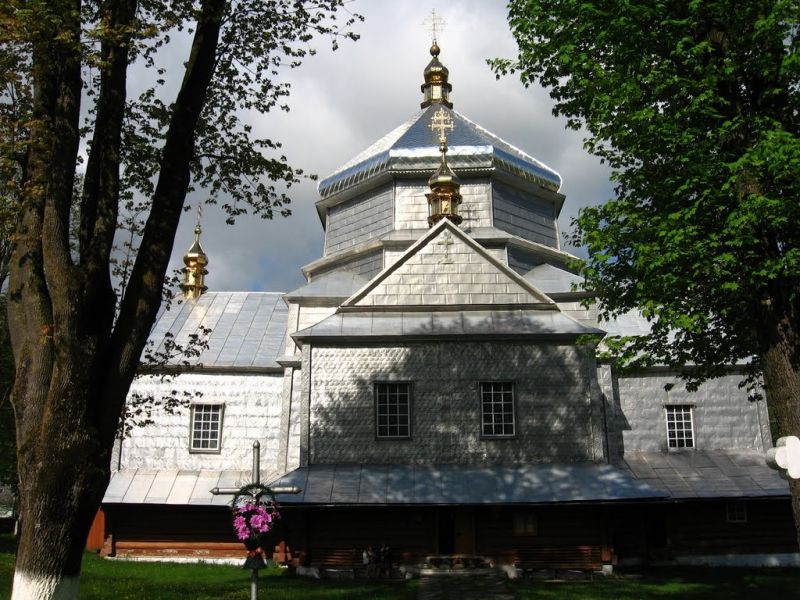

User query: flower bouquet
[231,487,281,570]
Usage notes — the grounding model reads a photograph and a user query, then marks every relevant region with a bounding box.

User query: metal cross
[429,107,454,145]
[423,9,446,43]
[437,230,454,264]
[211,441,301,600]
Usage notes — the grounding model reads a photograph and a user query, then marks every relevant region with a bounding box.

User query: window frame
[189,403,225,454]
[726,501,748,523]
[374,381,412,440]
[664,404,695,449]
[512,511,538,536]
[479,381,516,439]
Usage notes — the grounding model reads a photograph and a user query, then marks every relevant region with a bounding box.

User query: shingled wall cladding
[307,342,602,464]
[606,372,771,454]
[395,180,492,230]
[122,373,284,471]
[357,229,541,306]
[324,184,393,255]
[492,181,557,247]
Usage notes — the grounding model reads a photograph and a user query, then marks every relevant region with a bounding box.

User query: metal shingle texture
[524,264,585,295]
[147,292,288,369]
[284,270,368,301]
[103,468,275,505]
[293,309,603,342]
[318,106,562,200]
[622,450,789,499]
[267,462,665,505]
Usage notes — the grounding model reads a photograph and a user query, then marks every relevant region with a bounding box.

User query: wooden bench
[512,545,602,570]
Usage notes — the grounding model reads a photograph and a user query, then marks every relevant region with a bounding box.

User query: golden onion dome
[184,224,208,266]
[423,43,449,82]
[428,150,461,188]
[421,42,453,109]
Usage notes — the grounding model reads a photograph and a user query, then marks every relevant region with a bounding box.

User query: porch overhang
[266,463,666,506]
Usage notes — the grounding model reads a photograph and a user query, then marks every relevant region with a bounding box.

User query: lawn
[3,535,800,599]
[0,536,414,600]
[509,568,800,600]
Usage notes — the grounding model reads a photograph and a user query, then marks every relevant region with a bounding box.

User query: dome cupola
[180,218,209,299]
[421,42,453,109]
[426,107,462,227]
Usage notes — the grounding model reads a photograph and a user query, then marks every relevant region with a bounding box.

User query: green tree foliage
[493,0,800,540]
[0,1,359,597]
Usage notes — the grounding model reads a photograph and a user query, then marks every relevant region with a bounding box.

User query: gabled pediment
[342,219,555,309]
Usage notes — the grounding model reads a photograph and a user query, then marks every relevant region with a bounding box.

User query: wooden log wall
[667,499,797,556]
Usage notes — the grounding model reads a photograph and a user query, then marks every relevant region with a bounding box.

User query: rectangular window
[375,383,411,439]
[481,382,515,437]
[512,512,538,536]
[190,404,223,452]
[665,405,694,449]
[726,501,748,523]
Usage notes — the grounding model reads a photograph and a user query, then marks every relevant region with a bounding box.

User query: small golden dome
[421,42,453,108]
[181,221,209,299]
[184,224,208,266]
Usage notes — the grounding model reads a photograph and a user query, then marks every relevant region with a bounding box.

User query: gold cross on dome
[423,9,446,43]
[429,107,454,144]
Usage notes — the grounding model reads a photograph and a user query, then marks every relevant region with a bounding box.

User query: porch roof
[621,450,789,499]
[266,462,665,506]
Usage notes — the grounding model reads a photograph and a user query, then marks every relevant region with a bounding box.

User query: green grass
[510,568,800,600]
[3,535,800,599]
[0,536,415,599]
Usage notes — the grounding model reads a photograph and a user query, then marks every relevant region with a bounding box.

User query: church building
[101,40,796,571]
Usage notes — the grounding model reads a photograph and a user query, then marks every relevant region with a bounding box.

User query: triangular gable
[342,219,556,309]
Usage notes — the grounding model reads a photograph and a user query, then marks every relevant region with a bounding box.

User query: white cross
[423,9,446,43]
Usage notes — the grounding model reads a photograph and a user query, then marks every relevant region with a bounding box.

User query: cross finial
[429,107,454,146]
[195,204,203,231]
[423,9,446,44]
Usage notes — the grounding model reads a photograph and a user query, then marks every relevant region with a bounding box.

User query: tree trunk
[758,285,800,548]
[8,1,226,597]
[11,379,110,599]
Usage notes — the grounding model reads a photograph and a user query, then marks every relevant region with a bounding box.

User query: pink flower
[233,515,249,541]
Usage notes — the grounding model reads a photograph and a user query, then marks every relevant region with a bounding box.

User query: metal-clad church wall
[611,372,770,453]
[324,184,393,255]
[492,181,557,247]
[307,342,601,464]
[121,373,284,472]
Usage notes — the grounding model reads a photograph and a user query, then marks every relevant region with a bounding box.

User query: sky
[168,0,615,293]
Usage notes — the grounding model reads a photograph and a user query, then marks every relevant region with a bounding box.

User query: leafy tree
[493,0,800,541]
[0,0,359,598]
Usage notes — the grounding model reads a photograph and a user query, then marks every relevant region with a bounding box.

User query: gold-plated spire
[180,207,209,299]
[420,10,452,109]
[426,108,462,227]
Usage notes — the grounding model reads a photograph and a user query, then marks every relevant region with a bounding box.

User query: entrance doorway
[437,508,475,554]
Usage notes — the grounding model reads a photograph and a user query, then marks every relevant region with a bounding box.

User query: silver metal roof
[147,292,288,369]
[622,450,789,499]
[267,463,665,505]
[318,105,562,201]
[292,309,604,343]
[284,270,368,301]
[103,468,275,506]
[103,450,785,506]
[524,264,585,296]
